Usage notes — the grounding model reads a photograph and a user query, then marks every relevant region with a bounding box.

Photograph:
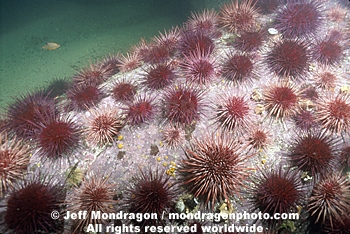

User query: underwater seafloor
[1,0,350,233]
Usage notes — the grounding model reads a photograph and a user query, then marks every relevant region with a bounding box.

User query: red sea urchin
[221,52,256,86]
[84,107,122,147]
[179,134,251,209]
[125,95,157,126]
[68,173,115,233]
[307,172,350,231]
[219,0,259,33]
[162,85,205,126]
[6,91,57,139]
[249,166,303,226]
[266,39,310,79]
[123,168,176,228]
[263,82,301,120]
[233,29,265,52]
[0,132,30,198]
[312,31,345,66]
[274,0,323,39]
[288,131,338,178]
[180,47,218,85]
[32,112,81,162]
[314,94,350,135]
[67,83,104,111]
[213,94,252,135]
[186,9,219,36]
[179,30,215,57]
[3,176,65,234]
[111,79,138,103]
[161,125,186,149]
[142,62,176,90]
[73,61,113,86]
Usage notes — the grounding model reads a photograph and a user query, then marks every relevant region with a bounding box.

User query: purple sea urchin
[111,79,138,103]
[32,111,81,161]
[125,95,156,126]
[6,91,57,139]
[142,62,176,90]
[73,61,113,86]
[312,30,345,66]
[314,94,350,135]
[180,47,218,85]
[221,52,255,86]
[67,83,104,111]
[213,94,252,135]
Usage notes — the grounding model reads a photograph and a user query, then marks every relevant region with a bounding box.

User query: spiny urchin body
[111,79,138,103]
[221,52,256,86]
[307,172,350,231]
[66,83,104,111]
[142,62,176,90]
[32,112,81,161]
[312,30,345,66]
[125,95,157,126]
[288,131,339,178]
[180,47,218,85]
[73,61,113,86]
[68,173,115,233]
[219,0,259,33]
[314,94,350,135]
[249,166,303,227]
[266,39,310,79]
[0,133,30,198]
[186,9,219,36]
[3,176,65,234]
[263,82,301,120]
[213,94,252,135]
[6,91,57,139]
[179,134,251,209]
[123,169,176,228]
[274,0,323,39]
[84,107,122,147]
[162,85,205,126]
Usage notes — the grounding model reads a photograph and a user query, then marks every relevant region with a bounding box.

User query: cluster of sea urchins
[0,0,350,233]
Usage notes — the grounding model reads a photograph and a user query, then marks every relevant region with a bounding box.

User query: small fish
[42,42,60,51]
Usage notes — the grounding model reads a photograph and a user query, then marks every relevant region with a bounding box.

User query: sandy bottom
[0,0,217,110]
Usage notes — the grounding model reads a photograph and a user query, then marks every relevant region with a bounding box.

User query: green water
[0,0,225,110]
